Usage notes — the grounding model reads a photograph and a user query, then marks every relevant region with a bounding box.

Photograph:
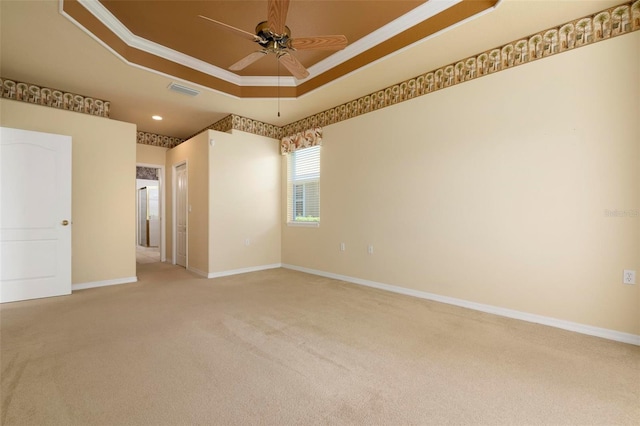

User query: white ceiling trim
[69,0,462,88]
[73,0,297,87]
[58,1,250,100]
[297,0,500,99]
[304,0,463,79]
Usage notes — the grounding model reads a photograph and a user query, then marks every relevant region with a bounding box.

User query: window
[287,145,320,225]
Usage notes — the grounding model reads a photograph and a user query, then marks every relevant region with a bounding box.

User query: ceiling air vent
[167,82,200,97]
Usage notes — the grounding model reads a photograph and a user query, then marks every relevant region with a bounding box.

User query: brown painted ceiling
[100,0,425,77]
[63,0,498,98]
[0,0,625,138]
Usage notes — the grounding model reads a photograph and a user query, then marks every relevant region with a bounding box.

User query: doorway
[173,162,187,268]
[136,164,165,265]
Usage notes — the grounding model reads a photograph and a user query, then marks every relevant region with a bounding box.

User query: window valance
[280,127,322,155]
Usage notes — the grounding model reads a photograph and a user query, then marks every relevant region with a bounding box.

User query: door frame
[172,161,188,266]
[136,162,166,262]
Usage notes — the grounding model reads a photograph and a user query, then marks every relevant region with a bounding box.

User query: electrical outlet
[623,270,636,285]
[340,242,346,252]
[367,245,374,255]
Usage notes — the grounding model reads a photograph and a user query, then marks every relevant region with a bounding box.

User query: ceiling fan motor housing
[256,21,292,50]
[198,0,346,80]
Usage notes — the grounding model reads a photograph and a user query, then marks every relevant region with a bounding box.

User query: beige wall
[282,33,640,335]
[1,99,137,284]
[136,143,167,166]
[164,129,281,275]
[165,132,209,274]
[208,130,281,273]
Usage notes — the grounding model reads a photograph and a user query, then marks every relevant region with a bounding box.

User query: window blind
[287,145,320,223]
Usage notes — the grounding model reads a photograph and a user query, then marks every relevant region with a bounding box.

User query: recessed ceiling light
[152,115,163,121]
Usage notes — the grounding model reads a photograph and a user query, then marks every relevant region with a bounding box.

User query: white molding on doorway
[172,161,188,267]
[136,162,166,262]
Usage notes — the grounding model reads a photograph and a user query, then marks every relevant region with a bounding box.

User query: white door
[0,127,72,303]
[175,163,187,267]
[138,187,148,246]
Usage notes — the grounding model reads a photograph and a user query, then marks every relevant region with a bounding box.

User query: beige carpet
[2,263,639,425]
[136,246,161,264]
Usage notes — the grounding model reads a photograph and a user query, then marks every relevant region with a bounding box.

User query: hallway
[136,245,160,264]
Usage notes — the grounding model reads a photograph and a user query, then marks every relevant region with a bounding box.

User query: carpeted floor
[2,263,639,425]
[136,245,161,264]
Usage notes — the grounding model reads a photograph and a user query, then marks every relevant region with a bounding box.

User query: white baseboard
[282,264,640,346]
[208,263,282,279]
[72,276,138,291]
[187,266,209,278]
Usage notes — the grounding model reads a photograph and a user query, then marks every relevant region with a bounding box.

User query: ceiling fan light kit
[199,0,348,80]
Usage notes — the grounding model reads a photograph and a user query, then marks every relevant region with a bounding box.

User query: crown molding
[72,0,462,87]
[305,0,463,78]
[75,0,256,86]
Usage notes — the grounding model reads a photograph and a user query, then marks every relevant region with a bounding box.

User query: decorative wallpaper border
[136,131,184,148]
[230,114,283,139]
[5,1,637,147]
[136,166,158,180]
[191,1,638,143]
[280,0,639,137]
[0,77,111,118]
[185,114,284,142]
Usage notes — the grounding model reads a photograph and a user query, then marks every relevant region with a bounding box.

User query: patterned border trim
[207,114,233,134]
[184,0,640,143]
[136,131,184,148]
[185,114,283,141]
[280,128,322,155]
[5,2,636,147]
[136,166,158,180]
[0,77,111,118]
[281,0,640,136]
[230,114,283,139]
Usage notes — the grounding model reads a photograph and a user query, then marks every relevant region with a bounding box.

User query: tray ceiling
[62,0,499,97]
[2,0,625,138]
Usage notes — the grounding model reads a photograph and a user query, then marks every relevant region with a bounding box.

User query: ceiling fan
[198,0,348,79]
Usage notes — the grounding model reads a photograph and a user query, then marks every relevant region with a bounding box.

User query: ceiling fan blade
[198,15,262,42]
[229,51,268,71]
[267,0,290,35]
[278,52,309,79]
[289,35,349,51]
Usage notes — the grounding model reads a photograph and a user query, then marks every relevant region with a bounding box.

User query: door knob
[61,220,69,226]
